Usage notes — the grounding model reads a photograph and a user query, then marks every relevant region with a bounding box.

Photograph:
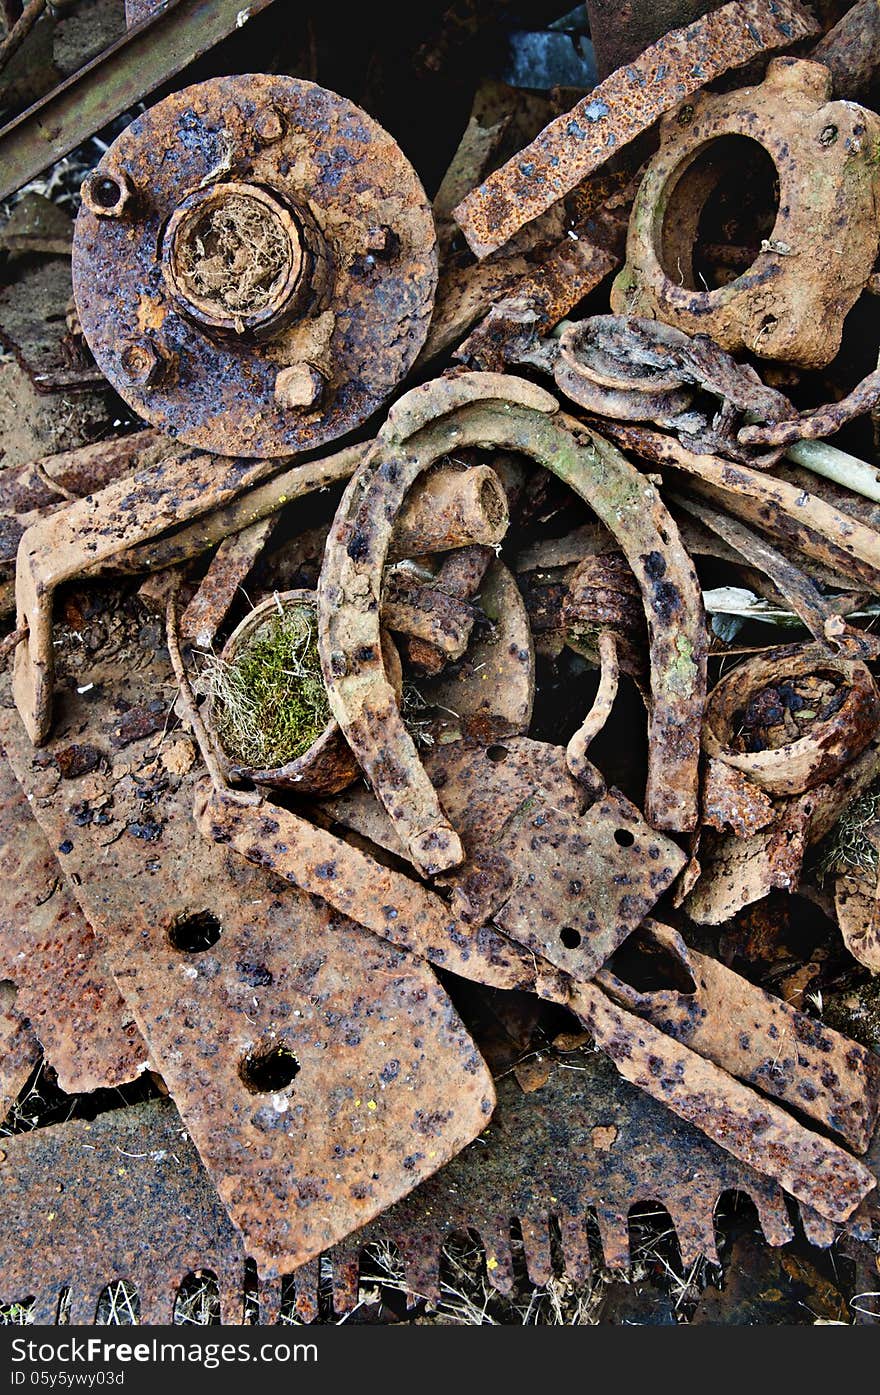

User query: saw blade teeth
[594,1209,631,1271]
[255,1277,282,1326]
[558,1211,593,1283]
[799,1205,837,1249]
[482,1219,516,1296]
[329,1249,361,1317]
[666,1207,720,1269]
[520,1214,553,1288]
[218,1271,245,1323]
[291,1259,321,1324]
[400,1240,442,1309]
[752,1188,797,1249]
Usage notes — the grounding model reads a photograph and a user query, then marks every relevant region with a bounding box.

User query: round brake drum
[72,75,438,458]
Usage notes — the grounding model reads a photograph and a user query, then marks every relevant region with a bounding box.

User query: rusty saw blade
[0,1047,805,1324]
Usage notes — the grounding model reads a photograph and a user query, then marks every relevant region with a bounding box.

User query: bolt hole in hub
[162,182,304,337]
[93,177,122,209]
[658,135,780,291]
[239,1044,301,1094]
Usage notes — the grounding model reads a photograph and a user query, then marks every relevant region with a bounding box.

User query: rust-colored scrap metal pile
[6,0,880,1326]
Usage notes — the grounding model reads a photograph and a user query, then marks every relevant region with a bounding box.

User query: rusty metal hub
[72,75,438,457]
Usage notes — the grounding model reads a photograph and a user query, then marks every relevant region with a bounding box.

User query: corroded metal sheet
[569,979,875,1223]
[0,1053,799,1322]
[340,1047,795,1303]
[598,921,880,1153]
[0,1099,250,1324]
[452,0,818,258]
[0,995,40,1125]
[1,655,495,1277]
[201,743,871,1223]
[0,755,147,1093]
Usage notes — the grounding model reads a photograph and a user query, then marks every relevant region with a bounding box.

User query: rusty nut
[274,363,326,411]
[81,170,133,219]
[119,339,175,390]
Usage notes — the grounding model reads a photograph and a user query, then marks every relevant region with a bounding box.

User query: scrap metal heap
[5,0,880,1324]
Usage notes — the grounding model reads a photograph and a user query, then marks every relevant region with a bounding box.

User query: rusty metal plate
[452,0,818,259]
[1,648,495,1277]
[72,76,438,459]
[598,922,880,1153]
[319,734,686,988]
[0,1099,251,1324]
[338,1046,795,1305]
[0,755,147,1094]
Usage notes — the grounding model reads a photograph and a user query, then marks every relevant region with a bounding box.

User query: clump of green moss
[814,781,880,884]
[208,604,331,769]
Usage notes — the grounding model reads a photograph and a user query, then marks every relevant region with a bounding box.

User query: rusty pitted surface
[72,76,438,459]
[554,314,793,466]
[0,757,147,1093]
[568,979,876,1223]
[200,735,875,1218]
[318,374,707,854]
[597,921,880,1153]
[340,1046,796,1301]
[687,737,880,926]
[611,58,880,367]
[702,644,880,797]
[672,494,871,659]
[0,1099,253,1324]
[0,665,496,1277]
[0,996,40,1125]
[315,734,685,982]
[452,0,818,259]
[0,1052,800,1323]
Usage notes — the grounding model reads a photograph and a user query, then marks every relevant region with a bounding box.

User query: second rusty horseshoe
[317,372,707,872]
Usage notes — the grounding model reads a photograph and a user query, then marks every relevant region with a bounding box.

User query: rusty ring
[205,589,402,797]
[703,643,880,797]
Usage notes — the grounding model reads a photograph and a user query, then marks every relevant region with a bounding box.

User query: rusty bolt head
[81,170,132,219]
[274,363,326,411]
[255,107,285,145]
[119,339,174,389]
